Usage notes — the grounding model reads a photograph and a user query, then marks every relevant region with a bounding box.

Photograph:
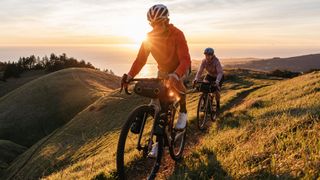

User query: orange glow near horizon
[0,1,319,59]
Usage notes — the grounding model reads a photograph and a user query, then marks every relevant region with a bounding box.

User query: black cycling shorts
[204,74,224,88]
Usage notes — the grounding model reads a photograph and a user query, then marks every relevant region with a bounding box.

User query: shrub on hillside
[0,62,6,72]
[45,53,95,72]
[1,53,102,81]
[306,69,320,73]
[268,69,301,78]
[2,63,22,80]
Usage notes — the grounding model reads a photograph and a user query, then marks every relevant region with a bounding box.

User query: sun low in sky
[0,0,320,55]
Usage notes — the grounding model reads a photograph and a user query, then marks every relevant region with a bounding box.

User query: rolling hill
[1,91,149,180]
[0,70,46,98]
[1,68,319,179]
[224,54,320,72]
[0,68,120,148]
[0,68,120,172]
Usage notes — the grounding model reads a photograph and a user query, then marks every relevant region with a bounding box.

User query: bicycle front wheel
[197,93,210,130]
[116,105,163,180]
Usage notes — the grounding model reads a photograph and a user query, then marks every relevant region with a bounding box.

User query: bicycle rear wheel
[116,105,163,180]
[197,93,210,130]
[210,94,218,121]
[168,104,187,161]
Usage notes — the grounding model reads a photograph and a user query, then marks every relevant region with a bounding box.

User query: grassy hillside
[1,69,285,180]
[2,69,319,179]
[0,140,27,170]
[0,68,120,148]
[169,71,320,179]
[2,91,149,180]
[0,70,45,97]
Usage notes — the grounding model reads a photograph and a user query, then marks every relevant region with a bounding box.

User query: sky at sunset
[1,0,320,74]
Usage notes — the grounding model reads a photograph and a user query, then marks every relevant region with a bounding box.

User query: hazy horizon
[1,44,319,76]
[0,44,320,75]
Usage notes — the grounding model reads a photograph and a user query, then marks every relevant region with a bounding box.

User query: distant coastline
[1,44,319,76]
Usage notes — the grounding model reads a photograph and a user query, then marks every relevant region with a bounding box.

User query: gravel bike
[194,81,218,130]
[117,78,187,180]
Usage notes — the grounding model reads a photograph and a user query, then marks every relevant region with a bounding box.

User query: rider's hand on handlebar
[168,73,187,94]
[192,79,197,89]
[168,73,179,81]
[120,73,133,92]
[167,73,179,88]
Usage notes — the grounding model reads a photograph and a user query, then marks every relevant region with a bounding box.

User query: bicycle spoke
[117,105,162,180]
[197,94,209,130]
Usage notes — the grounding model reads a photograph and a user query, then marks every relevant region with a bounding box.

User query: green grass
[2,90,149,180]
[0,68,119,147]
[0,70,45,98]
[2,69,319,180]
[169,71,320,179]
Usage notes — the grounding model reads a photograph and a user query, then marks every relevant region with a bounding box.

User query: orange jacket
[128,24,191,78]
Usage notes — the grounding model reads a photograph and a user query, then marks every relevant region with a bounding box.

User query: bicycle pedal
[174,127,186,132]
[147,154,157,159]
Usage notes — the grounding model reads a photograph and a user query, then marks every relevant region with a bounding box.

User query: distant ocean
[1,44,318,77]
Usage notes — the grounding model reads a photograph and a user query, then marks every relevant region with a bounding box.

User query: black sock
[179,94,187,113]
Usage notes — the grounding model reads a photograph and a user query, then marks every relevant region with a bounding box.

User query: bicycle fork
[136,99,161,152]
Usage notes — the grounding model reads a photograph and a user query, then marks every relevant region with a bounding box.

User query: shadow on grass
[221,86,266,112]
[261,107,319,119]
[167,143,296,180]
[215,86,268,130]
[91,155,157,180]
[217,111,253,130]
[245,169,295,180]
[224,75,254,90]
[168,147,231,180]
[91,171,117,180]
[3,93,149,180]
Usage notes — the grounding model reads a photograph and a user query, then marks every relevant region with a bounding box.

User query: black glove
[120,74,132,92]
[192,79,197,88]
[121,73,132,83]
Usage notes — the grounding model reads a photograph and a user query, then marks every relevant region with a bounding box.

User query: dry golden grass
[170,71,320,179]
[2,69,319,180]
[0,70,45,98]
[2,90,149,179]
[0,68,119,148]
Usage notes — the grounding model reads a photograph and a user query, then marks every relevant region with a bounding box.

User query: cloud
[0,0,319,45]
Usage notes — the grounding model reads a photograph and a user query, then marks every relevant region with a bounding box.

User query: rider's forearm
[215,61,223,83]
[216,73,223,83]
[175,56,191,78]
[128,42,150,77]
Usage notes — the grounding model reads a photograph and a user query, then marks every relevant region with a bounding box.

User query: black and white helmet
[147,4,169,23]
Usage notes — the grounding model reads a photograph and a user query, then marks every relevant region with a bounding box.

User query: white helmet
[147,4,169,23]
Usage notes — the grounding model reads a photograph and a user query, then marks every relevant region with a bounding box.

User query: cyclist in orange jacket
[121,4,191,157]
